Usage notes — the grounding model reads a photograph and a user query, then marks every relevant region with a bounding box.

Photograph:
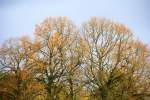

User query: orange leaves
[34,24,43,38]
[132,40,149,61]
[133,40,148,53]
[36,60,45,71]
[1,17,150,100]
[48,32,63,48]
[27,82,45,91]
[80,38,87,49]
[34,17,53,37]
[34,17,73,41]
[112,23,131,35]
[42,17,53,34]
[79,38,90,55]
[32,42,41,50]
[20,70,28,80]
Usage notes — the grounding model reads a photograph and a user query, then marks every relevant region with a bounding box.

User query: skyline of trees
[0,17,150,100]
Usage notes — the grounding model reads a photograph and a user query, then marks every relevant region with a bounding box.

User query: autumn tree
[33,17,84,100]
[0,38,45,100]
[0,17,150,100]
[81,17,150,100]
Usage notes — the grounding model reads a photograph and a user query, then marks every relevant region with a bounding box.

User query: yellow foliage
[20,70,28,80]
[36,60,45,70]
[112,23,131,35]
[48,32,63,48]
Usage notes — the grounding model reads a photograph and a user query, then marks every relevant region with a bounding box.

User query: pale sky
[0,0,150,46]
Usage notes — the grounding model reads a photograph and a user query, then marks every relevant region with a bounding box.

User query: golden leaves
[34,24,42,36]
[32,42,41,50]
[42,17,53,34]
[132,40,149,61]
[79,38,90,55]
[20,70,28,80]
[34,17,73,40]
[34,17,53,37]
[112,23,131,35]
[1,17,150,100]
[36,60,45,71]
[48,32,63,48]
[27,82,45,91]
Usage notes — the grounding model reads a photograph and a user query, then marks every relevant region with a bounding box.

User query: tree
[81,17,150,100]
[0,38,45,100]
[0,17,150,100]
[33,17,83,100]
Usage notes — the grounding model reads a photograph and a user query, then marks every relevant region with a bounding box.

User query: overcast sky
[0,0,150,46]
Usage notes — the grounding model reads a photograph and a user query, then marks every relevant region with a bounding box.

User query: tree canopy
[0,17,150,100]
